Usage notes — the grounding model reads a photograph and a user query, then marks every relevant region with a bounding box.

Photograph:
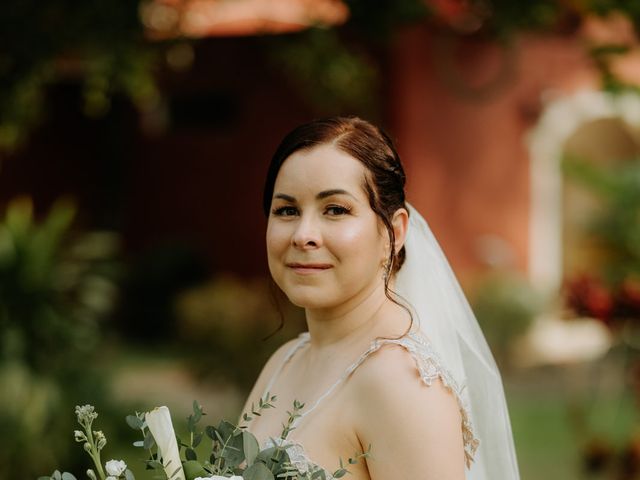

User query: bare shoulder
[350,342,466,479]
[352,341,460,414]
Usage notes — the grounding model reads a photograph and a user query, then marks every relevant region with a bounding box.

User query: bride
[241,116,520,479]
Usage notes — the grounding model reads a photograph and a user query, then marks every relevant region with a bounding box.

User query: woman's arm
[352,344,466,480]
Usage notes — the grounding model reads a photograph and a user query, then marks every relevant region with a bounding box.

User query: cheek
[266,222,290,273]
[327,219,385,263]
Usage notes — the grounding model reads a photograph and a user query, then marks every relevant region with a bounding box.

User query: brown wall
[388,26,598,283]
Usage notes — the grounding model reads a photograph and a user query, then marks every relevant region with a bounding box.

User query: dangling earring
[382,256,394,284]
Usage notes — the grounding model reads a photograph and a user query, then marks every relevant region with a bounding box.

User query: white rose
[145,406,185,480]
[105,459,127,477]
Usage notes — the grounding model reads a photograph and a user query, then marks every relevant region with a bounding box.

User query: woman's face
[266,143,387,310]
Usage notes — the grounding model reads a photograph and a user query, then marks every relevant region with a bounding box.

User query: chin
[281,285,340,310]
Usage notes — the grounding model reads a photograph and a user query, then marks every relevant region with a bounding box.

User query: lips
[286,262,333,274]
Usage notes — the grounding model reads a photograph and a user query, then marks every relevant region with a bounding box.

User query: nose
[291,214,322,249]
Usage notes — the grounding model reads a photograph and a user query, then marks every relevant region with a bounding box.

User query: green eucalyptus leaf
[126,415,144,430]
[256,446,276,463]
[61,473,77,480]
[311,470,326,480]
[217,420,236,440]
[192,432,204,448]
[182,460,207,480]
[256,446,290,472]
[185,447,197,461]
[205,425,217,440]
[145,459,163,470]
[192,400,203,423]
[187,416,196,433]
[144,430,156,450]
[243,462,274,480]
[243,430,260,466]
[125,469,135,480]
[221,436,245,467]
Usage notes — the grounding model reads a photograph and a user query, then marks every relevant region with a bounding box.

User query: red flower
[566,274,614,323]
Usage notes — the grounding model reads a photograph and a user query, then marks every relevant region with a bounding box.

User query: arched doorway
[527,90,640,295]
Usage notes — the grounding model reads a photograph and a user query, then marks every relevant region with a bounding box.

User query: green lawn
[506,363,638,480]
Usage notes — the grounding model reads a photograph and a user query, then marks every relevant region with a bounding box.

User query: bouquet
[39,395,369,480]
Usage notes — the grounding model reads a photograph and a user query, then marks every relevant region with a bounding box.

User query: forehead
[274,143,367,195]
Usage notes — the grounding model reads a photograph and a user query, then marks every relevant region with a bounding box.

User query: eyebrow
[273,189,357,202]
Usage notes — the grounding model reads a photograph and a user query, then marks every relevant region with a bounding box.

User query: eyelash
[272,206,298,217]
[326,204,351,216]
[271,204,352,217]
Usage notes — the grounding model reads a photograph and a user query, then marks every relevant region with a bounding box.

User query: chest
[247,364,371,479]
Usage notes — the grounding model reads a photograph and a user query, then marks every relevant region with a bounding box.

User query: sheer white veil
[395,203,520,479]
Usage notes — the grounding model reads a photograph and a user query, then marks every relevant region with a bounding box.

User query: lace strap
[294,333,480,467]
[261,332,311,399]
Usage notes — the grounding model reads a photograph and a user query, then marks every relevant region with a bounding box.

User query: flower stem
[85,426,106,480]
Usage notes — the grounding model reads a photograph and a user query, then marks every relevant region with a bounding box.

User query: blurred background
[2,0,640,478]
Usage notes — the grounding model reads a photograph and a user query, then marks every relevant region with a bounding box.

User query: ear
[391,207,409,254]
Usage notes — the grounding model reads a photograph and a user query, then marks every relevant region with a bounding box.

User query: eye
[325,204,351,216]
[272,206,299,217]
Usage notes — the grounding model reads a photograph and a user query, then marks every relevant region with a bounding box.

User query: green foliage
[589,0,640,31]
[0,196,122,478]
[243,462,274,480]
[0,197,120,372]
[0,0,159,149]
[562,156,640,284]
[38,470,78,480]
[268,28,379,117]
[52,397,370,480]
[344,0,429,39]
[472,272,542,367]
[478,0,562,37]
[279,399,305,440]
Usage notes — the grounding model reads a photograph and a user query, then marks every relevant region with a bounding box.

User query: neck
[304,279,408,351]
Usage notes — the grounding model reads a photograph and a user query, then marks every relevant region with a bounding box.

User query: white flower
[75,404,98,425]
[145,406,185,480]
[94,430,107,450]
[105,459,127,477]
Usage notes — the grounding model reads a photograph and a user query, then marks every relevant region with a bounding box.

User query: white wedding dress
[259,330,479,478]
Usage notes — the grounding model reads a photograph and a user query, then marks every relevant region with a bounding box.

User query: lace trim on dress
[263,437,334,479]
[365,332,480,468]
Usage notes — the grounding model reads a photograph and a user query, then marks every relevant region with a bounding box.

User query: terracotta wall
[387,26,599,283]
